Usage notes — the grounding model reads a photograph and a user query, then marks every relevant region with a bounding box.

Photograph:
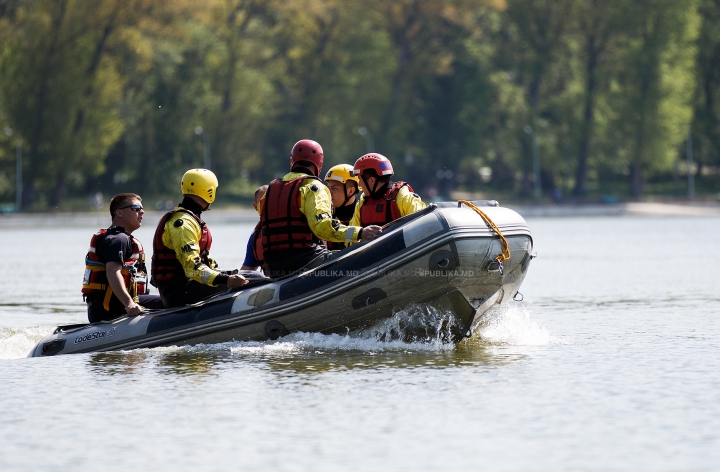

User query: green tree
[609,0,699,196]
[0,0,133,208]
[691,0,720,175]
[496,0,575,197]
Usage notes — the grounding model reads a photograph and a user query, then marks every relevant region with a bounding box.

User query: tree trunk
[521,169,531,198]
[575,32,601,197]
[50,174,66,207]
[630,161,643,197]
[21,180,35,210]
[25,0,68,209]
[380,2,420,148]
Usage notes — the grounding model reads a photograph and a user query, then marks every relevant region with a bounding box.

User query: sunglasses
[117,204,144,212]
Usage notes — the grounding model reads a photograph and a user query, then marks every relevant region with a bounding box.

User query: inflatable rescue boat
[29,201,533,357]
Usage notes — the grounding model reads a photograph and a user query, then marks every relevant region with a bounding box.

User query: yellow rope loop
[457,200,511,262]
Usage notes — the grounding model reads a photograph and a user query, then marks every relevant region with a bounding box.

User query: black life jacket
[327,198,358,250]
[359,181,410,227]
[81,227,148,310]
[151,208,212,286]
[259,176,322,256]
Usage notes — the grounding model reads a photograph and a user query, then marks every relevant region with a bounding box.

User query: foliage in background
[0,0,717,210]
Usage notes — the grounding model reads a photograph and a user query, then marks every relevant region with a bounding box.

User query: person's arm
[300,183,363,244]
[348,198,362,228]
[164,216,247,287]
[396,186,426,216]
[300,183,359,244]
[300,183,381,245]
[106,262,143,316]
[240,232,260,271]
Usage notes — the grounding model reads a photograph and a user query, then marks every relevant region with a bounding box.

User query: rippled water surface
[1,214,719,471]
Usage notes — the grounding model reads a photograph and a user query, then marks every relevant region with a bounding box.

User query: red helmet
[352,153,394,177]
[290,139,324,175]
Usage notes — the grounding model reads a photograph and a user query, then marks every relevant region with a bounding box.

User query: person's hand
[361,225,383,241]
[227,274,249,289]
[125,301,145,317]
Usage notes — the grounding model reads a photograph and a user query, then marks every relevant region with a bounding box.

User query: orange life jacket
[259,176,322,256]
[81,228,148,311]
[359,181,410,227]
[150,208,212,286]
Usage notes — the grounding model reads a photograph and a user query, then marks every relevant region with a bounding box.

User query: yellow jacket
[349,184,426,229]
[260,172,363,245]
[161,209,221,286]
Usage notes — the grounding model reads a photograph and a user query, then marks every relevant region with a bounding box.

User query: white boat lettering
[74,326,117,344]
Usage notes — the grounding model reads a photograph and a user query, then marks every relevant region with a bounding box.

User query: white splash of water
[226,302,463,355]
[359,303,464,344]
[229,330,454,356]
[3,303,566,361]
[472,304,569,346]
[0,326,55,359]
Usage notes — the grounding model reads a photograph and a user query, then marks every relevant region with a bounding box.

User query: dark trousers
[87,294,164,323]
[157,278,228,308]
[263,246,334,278]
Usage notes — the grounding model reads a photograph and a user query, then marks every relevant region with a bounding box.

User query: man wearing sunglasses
[82,193,164,323]
[151,169,248,307]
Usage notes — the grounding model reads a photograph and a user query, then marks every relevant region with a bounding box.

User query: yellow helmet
[324,164,360,185]
[181,168,219,204]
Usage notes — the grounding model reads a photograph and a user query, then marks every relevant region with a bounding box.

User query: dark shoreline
[2,202,719,229]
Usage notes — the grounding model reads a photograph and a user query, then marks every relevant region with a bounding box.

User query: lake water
[1,213,719,471]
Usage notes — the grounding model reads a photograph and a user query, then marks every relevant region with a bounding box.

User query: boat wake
[471,304,570,346]
[229,330,455,357]
[1,302,566,361]
[0,326,55,360]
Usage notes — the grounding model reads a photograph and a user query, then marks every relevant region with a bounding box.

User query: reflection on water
[88,351,150,376]
[240,345,523,376]
[88,349,226,379]
[156,350,225,378]
[73,324,530,383]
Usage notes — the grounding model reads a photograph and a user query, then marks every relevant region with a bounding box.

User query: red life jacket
[359,181,410,227]
[150,208,212,286]
[259,176,322,256]
[251,222,264,268]
[81,228,148,310]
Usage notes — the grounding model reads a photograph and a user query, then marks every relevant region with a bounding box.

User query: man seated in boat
[258,139,382,278]
[240,184,268,272]
[348,153,425,235]
[82,193,164,323]
[323,164,362,250]
[150,169,248,307]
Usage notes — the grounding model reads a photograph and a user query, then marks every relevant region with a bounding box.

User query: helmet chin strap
[362,175,387,200]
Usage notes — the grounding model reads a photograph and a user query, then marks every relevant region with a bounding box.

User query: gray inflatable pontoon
[29,201,533,357]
